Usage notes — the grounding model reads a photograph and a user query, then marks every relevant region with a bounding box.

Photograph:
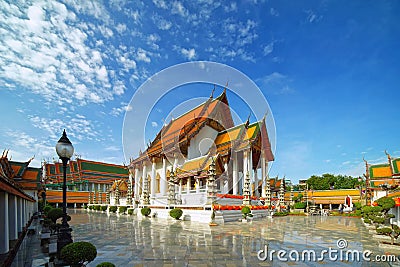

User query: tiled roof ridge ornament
[210,85,215,98]
[245,113,251,128]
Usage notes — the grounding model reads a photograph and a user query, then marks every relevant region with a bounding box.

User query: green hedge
[128,209,134,215]
[96,262,115,267]
[141,207,151,217]
[101,206,108,212]
[109,206,117,213]
[119,206,127,214]
[293,202,306,209]
[273,211,289,216]
[169,208,183,220]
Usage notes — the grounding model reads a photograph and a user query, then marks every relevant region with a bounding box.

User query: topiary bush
[60,241,97,266]
[43,205,53,215]
[119,206,127,214]
[141,207,151,217]
[47,208,63,223]
[88,205,94,210]
[127,208,134,215]
[100,206,108,212]
[96,262,116,267]
[94,205,101,211]
[241,206,253,219]
[169,208,183,220]
[109,206,117,213]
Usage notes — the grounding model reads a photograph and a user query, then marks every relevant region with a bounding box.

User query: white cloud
[153,16,172,30]
[258,72,295,95]
[110,102,133,117]
[151,121,158,127]
[136,48,151,63]
[181,48,196,60]
[263,42,274,56]
[224,3,237,12]
[153,0,168,9]
[305,10,323,23]
[0,1,127,106]
[270,8,279,17]
[171,1,188,17]
[28,114,100,141]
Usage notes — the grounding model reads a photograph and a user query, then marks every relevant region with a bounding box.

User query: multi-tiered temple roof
[130,89,274,175]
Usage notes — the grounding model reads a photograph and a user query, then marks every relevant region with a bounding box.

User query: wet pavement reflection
[69,210,395,266]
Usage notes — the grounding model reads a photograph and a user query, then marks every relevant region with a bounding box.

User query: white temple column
[179,179,182,195]
[8,194,18,241]
[187,177,191,194]
[151,158,156,197]
[142,163,147,198]
[134,166,139,201]
[243,150,248,194]
[232,152,239,195]
[221,161,228,193]
[249,149,253,196]
[261,153,266,198]
[254,169,259,197]
[196,177,200,193]
[173,154,178,170]
[0,192,9,254]
[161,156,167,196]
[17,198,23,233]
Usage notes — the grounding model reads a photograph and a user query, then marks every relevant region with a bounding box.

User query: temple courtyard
[11,209,400,266]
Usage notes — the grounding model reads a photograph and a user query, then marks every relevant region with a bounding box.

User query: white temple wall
[187,125,218,160]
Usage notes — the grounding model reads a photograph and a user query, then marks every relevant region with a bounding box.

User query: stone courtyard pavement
[68,210,397,267]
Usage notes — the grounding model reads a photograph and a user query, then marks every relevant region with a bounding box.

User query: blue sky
[0,0,399,183]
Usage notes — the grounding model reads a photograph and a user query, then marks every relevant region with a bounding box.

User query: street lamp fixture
[56,129,74,255]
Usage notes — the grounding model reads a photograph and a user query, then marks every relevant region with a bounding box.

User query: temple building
[0,150,40,256]
[43,158,129,206]
[128,89,275,206]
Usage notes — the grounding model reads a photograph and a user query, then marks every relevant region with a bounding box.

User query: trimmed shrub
[60,241,97,266]
[241,206,253,219]
[109,206,117,213]
[127,208,134,215]
[96,262,116,267]
[169,208,183,220]
[94,205,101,211]
[141,207,151,217]
[376,197,395,213]
[119,206,127,214]
[354,202,362,210]
[273,211,289,216]
[43,205,53,215]
[293,202,306,209]
[88,205,94,210]
[100,206,108,212]
[47,208,63,223]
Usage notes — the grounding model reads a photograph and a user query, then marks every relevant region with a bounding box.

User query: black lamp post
[56,129,74,254]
